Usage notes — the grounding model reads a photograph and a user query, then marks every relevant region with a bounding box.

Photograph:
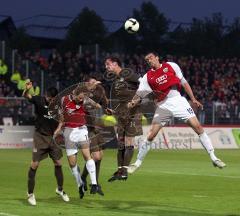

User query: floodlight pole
[95,43,99,71]
[1,41,5,60]
[12,49,16,74]
[79,45,82,55]
[41,70,44,96]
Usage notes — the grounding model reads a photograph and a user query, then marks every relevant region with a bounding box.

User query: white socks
[71,160,97,186]
[86,159,97,185]
[134,132,218,167]
[71,165,83,187]
[199,132,218,161]
[135,140,151,166]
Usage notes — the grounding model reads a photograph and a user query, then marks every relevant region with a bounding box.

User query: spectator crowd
[0,49,239,125]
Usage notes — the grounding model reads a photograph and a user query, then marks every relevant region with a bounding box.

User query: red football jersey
[61,95,87,128]
[146,63,181,101]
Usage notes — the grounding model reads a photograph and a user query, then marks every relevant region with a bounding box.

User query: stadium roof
[103,19,123,33]
[14,14,124,40]
[0,15,12,24]
[23,25,68,40]
[16,14,74,28]
[15,14,74,40]
[0,15,16,40]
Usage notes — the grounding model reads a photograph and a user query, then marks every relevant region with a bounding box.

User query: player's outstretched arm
[104,107,114,115]
[53,110,64,138]
[128,74,152,109]
[182,82,203,109]
[127,94,142,109]
[54,122,63,138]
[84,96,102,109]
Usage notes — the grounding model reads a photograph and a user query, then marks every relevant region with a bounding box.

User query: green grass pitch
[0,149,240,216]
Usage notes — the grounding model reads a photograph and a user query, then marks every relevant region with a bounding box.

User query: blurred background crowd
[0,49,239,125]
[0,1,239,125]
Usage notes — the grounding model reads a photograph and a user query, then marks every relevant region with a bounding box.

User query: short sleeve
[167,62,184,80]
[136,74,152,98]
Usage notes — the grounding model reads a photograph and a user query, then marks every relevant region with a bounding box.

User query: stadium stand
[0,47,239,125]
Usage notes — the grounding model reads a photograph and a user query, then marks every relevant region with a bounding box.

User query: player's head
[45,87,58,103]
[72,85,86,103]
[84,76,101,91]
[84,76,97,84]
[144,52,161,69]
[105,56,122,73]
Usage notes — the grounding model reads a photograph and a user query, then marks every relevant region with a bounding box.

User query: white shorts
[153,95,196,125]
[63,125,89,156]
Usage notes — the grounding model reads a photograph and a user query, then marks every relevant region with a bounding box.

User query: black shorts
[88,129,104,153]
[32,131,63,162]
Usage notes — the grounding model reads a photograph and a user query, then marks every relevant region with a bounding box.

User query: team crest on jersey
[163,67,168,73]
[67,108,76,114]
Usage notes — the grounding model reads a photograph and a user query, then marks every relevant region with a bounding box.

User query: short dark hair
[105,56,122,67]
[145,51,159,57]
[73,84,88,96]
[46,87,58,97]
[144,51,165,62]
[83,75,97,82]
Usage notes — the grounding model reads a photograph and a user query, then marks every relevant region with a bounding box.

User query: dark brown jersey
[86,84,109,128]
[88,85,108,109]
[110,68,140,116]
[29,96,58,136]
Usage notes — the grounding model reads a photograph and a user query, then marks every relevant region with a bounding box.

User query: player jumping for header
[127,52,226,174]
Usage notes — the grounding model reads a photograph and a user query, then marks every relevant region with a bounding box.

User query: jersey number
[187,108,194,114]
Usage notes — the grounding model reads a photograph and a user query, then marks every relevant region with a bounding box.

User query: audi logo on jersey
[65,104,82,114]
[156,75,167,84]
[67,109,76,114]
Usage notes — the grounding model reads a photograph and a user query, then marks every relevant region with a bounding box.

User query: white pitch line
[193,195,208,198]
[144,170,240,179]
[0,213,20,216]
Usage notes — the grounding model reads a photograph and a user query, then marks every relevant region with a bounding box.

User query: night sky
[0,0,239,23]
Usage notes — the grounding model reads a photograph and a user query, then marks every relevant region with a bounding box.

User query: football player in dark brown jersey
[105,56,143,181]
[23,81,69,205]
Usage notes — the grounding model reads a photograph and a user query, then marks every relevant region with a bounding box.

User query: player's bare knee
[93,155,101,161]
[53,160,62,166]
[81,149,91,161]
[69,161,76,168]
[92,151,102,161]
[83,155,92,161]
[147,131,156,141]
[147,137,154,142]
[67,156,77,167]
[193,124,204,135]
[31,161,39,170]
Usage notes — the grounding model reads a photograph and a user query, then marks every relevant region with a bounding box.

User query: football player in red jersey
[127,52,226,173]
[54,84,102,198]
[80,77,110,196]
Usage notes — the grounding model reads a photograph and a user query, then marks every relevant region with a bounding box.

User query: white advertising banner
[0,126,34,149]
[0,125,239,149]
[135,126,239,149]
